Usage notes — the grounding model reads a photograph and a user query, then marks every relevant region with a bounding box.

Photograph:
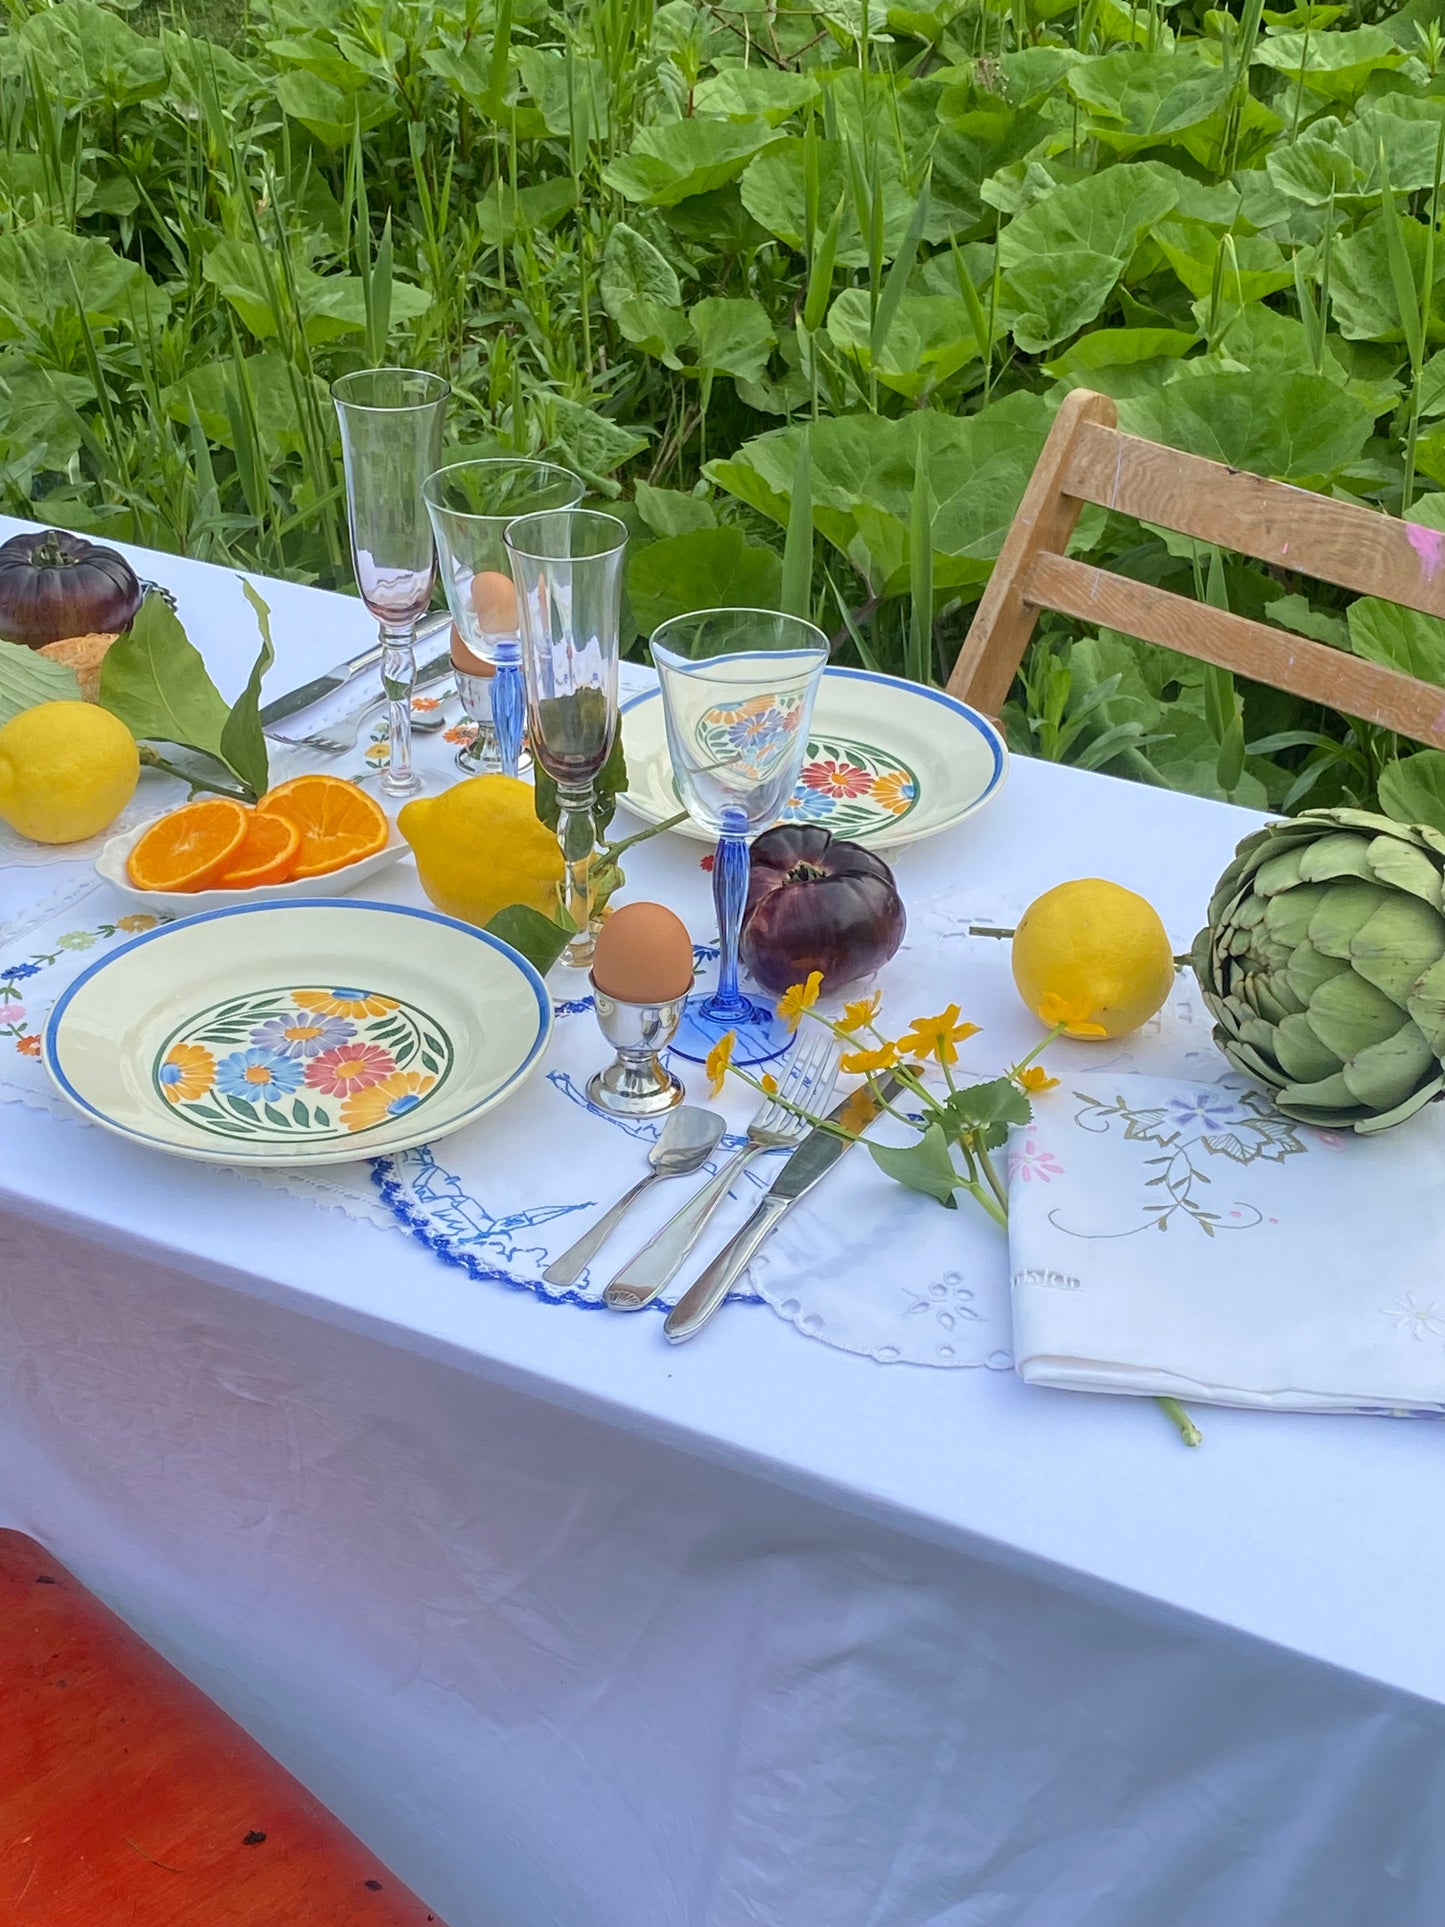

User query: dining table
[1,511,1442,1927]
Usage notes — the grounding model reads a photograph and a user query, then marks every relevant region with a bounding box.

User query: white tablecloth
[3,517,1445,1927]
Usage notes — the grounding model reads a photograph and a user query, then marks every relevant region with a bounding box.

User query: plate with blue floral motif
[42,900,552,1167]
[618,666,1007,848]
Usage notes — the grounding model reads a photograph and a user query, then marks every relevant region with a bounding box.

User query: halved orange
[213,808,301,890]
[256,774,389,879]
[127,798,251,894]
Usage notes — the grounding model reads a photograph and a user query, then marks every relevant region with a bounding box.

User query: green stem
[136,746,253,803]
[598,807,690,862]
[1157,1396,1203,1448]
[959,1178,1008,1230]
[975,1139,1009,1214]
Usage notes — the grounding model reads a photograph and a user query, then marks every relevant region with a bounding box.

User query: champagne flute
[422,459,585,777]
[504,508,628,969]
[331,368,449,799]
[652,608,828,1065]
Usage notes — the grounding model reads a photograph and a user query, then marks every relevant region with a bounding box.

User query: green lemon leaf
[868,1122,961,1208]
[220,582,275,801]
[0,637,82,725]
[484,903,575,977]
[99,591,230,764]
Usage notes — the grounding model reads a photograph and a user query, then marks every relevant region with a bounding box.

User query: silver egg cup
[587,979,690,1118]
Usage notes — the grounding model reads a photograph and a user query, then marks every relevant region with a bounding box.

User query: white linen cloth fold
[1008,1071,1445,1414]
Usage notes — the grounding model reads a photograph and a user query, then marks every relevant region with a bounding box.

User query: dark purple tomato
[741,823,906,994]
[0,528,142,649]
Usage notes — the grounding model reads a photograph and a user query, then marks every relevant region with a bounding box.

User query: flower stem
[1156,1396,1203,1448]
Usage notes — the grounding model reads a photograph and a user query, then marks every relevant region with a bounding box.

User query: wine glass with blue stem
[651,608,828,1066]
[422,459,584,776]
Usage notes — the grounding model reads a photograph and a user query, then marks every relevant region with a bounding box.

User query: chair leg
[947,388,1118,714]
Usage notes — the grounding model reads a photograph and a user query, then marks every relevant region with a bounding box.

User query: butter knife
[663,1075,902,1345]
[259,610,450,728]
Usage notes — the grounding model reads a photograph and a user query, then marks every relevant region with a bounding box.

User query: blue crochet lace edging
[370,1159,764,1311]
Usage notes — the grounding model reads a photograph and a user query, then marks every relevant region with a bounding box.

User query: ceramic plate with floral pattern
[618,666,1007,848]
[43,900,552,1166]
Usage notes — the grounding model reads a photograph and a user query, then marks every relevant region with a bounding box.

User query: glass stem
[557,779,598,968]
[492,643,525,781]
[705,809,752,1021]
[380,622,420,798]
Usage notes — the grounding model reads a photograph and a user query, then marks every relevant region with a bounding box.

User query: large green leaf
[998,161,1179,272]
[516,49,610,141]
[202,239,429,346]
[0,227,168,342]
[1331,212,1445,346]
[599,224,688,365]
[0,638,82,724]
[688,296,775,383]
[1000,247,1124,353]
[1065,50,1227,152]
[275,69,394,145]
[692,68,820,123]
[1347,597,1445,685]
[1379,751,1445,832]
[1154,221,1296,302]
[741,136,913,266]
[7,1,166,107]
[627,527,783,634]
[161,353,328,461]
[1267,101,1445,206]
[1252,24,1409,99]
[605,119,782,206]
[99,593,232,767]
[825,290,978,396]
[1118,369,1373,485]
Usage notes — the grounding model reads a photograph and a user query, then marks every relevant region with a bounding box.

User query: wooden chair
[0,1529,444,1925]
[947,387,1445,749]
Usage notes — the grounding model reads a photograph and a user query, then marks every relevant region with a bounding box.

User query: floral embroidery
[157,1043,215,1103]
[16,1034,39,1057]
[57,930,97,951]
[115,913,160,933]
[3,912,176,1057]
[1009,1136,1065,1183]
[1386,1293,1445,1341]
[293,988,398,1020]
[0,1003,24,1025]
[250,1012,356,1059]
[305,1041,397,1096]
[0,962,40,983]
[1049,1086,1307,1239]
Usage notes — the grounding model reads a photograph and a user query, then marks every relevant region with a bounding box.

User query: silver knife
[663,1074,902,1345]
[259,610,451,728]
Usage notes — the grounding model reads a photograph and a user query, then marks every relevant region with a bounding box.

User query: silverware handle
[604,1146,757,1310]
[663,1194,789,1344]
[543,1172,660,1287]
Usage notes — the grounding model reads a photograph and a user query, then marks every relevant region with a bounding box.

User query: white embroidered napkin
[1008,1072,1445,1415]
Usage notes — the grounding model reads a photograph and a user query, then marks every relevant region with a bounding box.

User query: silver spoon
[543,1106,726,1288]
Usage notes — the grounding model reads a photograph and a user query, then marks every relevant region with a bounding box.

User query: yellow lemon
[0,700,139,844]
[1012,878,1175,1040]
[398,774,564,928]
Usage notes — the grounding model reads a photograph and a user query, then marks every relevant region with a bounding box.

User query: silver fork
[266,654,456,756]
[602,1031,840,1311]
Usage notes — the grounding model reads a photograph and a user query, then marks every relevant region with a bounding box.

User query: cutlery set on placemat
[543,1039,899,1343]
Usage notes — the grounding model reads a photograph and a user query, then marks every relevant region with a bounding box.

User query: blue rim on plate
[44,898,554,1166]
[618,665,1008,847]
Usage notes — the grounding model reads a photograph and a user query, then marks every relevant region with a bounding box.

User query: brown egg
[592,902,695,1004]
[449,623,493,679]
[470,569,519,635]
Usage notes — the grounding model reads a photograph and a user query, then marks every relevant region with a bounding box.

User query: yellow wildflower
[1017,1065,1060,1094]
[894,1004,980,1067]
[838,990,882,1033]
[840,1042,898,1076]
[1037,991,1108,1039]
[759,1072,779,1095]
[705,1030,736,1098]
[838,1085,883,1135]
[776,970,823,1032]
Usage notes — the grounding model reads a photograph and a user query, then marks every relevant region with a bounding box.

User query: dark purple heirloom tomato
[741,823,906,994]
[0,528,142,649]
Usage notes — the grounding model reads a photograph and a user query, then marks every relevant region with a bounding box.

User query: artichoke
[1191,808,1445,1133]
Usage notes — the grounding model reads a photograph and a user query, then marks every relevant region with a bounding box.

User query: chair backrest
[946,387,1445,750]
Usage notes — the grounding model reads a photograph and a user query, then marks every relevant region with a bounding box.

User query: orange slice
[256,774,389,879]
[127,798,251,894]
[213,809,301,890]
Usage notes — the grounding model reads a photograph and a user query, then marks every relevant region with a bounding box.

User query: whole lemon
[0,700,139,844]
[1012,878,1175,1039]
[399,774,564,928]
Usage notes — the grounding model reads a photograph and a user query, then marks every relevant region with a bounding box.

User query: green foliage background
[9,0,1445,818]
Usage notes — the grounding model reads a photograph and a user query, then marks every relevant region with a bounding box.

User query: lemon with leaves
[0,700,139,844]
[399,774,564,928]
[1012,879,1175,1039]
